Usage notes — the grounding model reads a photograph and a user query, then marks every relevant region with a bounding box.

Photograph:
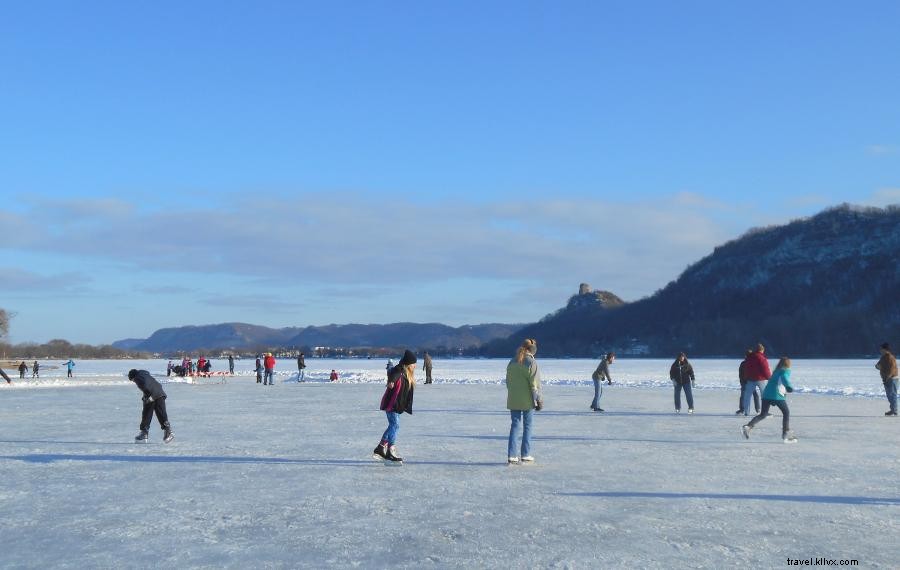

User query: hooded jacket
[506,354,542,411]
[129,370,167,400]
[380,365,414,414]
[669,359,695,385]
[743,351,772,381]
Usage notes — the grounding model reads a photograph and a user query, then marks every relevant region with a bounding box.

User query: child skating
[741,357,797,443]
[128,369,174,443]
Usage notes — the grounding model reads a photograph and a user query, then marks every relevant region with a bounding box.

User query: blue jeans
[591,378,603,409]
[264,368,274,384]
[381,412,400,444]
[674,382,694,410]
[742,381,766,416]
[508,410,533,458]
[298,369,305,382]
[739,381,761,413]
[884,378,898,413]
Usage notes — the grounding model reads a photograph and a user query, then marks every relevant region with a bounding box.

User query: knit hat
[127,369,138,380]
[882,342,891,351]
[399,349,417,366]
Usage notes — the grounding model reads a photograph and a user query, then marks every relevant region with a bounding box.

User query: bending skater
[590,352,615,412]
[128,369,174,443]
[506,339,543,465]
[741,357,797,443]
[374,350,416,463]
[669,352,695,414]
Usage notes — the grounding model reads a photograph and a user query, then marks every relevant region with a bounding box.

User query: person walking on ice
[669,352,695,414]
[590,352,615,412]
[18,361,28,379]
[31,361,40,378]
[374,349,417,463]
[741,357,797,443]
[297,352,306,382]
[62,359,75,378]
[423,352,433,384]
[875,342,898,416]
[506,338,543,465]
[128,369,174,443]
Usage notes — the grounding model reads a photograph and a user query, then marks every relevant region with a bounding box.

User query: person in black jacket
[669,352,696,414]
[128,369,174,443]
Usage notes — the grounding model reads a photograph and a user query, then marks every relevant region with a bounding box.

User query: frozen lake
[2,357,889,400]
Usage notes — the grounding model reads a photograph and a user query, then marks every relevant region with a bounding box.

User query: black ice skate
[135,430,149,443]
[162,423,174,444]
[373,443,388,460]
[385,445,403,463]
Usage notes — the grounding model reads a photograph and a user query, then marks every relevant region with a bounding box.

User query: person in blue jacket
[62,359,75,378]
[741,357,797,443]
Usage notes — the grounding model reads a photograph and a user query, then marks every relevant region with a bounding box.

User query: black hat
[399,350,417,366]
[882,342,891,351]
[127,369,138,380]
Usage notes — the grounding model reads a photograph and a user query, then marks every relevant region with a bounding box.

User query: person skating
[736,349,761,415]
[228,355,235,375]
[875,343,898,416]
[18,361,28,379]
[740,344,771,416]
[31,361,40,378]
[506,339,543,465]
[590,352,615,412]
[374,350,417,463]
[128,369,174,443]
[741,357,797,443]
[62,359,75,378]
[669,352,695,414]
[329,369,338,382]
[297,352,307,382]
[423,352,433,384]
[254,355,263,383]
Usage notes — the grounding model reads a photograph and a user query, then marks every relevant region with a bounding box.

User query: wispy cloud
[200,294,306,311]
[0,191,755,302]
[0,268,91,294]
[866,188,900,207]
[866,144,898,156]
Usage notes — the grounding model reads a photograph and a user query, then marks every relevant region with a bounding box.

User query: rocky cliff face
[484,204,900,357]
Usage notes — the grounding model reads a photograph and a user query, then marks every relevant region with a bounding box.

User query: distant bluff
[482,204,900,357]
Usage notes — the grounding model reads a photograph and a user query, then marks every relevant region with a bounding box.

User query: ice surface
[0,359,896,567]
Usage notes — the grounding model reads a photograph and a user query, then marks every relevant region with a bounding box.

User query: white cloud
[866,145,898,156]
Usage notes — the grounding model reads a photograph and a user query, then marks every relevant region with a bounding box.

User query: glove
[534,399,543,411]
[785,387,793,393]
[607,380,612,385]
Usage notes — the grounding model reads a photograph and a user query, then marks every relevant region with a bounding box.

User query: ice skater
[128,369,174,443]
[18,361,28,379]
[31,360,40,378]
[740,344,771,417]
[736,349,761,415]
[741,357,797,443]
[875,342,898,416]
[590,352,615,412]
[506,339,543,465]
[669,352,695,414]
[423,352,433,384]
[297,352,306,382]
[374,349,417,463]
[62,359,75,378]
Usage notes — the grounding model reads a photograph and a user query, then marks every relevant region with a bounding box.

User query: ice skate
[520,456,535,463]
[507,456,520,465]
[162,423,174,443]
[675,408,680,414]
[385,445,403,463]
[134,430,149,443]
[373,443,387,460]
[741,425,751,440]
[782,431,798,444]
[688,408,694,414]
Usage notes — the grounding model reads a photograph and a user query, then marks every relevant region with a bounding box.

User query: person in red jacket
[329,369,339,382]
[741,343,771,416]
[263,353,276,385]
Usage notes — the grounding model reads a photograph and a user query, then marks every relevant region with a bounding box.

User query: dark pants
[674,381,694,410]
[747,399,789,433]
[739,380,761,413]
[425,367,433,383]
[140,397,170,431]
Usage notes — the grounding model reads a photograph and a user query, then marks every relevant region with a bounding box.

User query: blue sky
[1,1,898,345]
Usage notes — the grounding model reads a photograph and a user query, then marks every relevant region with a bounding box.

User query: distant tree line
[1,338,150,360]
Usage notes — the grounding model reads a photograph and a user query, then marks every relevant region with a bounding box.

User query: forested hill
[483,204,900,357]
[113,321,522,354]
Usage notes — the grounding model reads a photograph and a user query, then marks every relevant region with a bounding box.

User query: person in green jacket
[741,357,798,443]
[506,338,543,464]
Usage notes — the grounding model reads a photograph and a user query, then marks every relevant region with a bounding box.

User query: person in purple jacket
[373,350,416,463]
